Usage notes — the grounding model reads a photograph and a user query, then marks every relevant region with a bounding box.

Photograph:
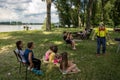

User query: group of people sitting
[76,28,93,39]
[44,45,80,73]
[63,31,76,50]
[15,41,42,75]
[15,40,80,76]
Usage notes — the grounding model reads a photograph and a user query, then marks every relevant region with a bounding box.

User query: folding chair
[13,50,28,80]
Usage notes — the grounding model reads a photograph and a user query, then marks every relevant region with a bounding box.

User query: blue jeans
[97,37,106,54]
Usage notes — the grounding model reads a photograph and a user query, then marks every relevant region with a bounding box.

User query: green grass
[0,28,120,80]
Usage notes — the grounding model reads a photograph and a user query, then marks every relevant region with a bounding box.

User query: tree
[86,0,94,29]
[112,0,120,27]
[54,0,72,27]
[54,0,82,27]
[54,0,120,28]
[101,0,109,24]
[42,0,53,31]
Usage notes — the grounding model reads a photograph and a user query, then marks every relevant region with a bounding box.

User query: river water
[0,25,43,32]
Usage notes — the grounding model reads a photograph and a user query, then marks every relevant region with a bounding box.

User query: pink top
[45,50,52,61]
[53,56,62,64]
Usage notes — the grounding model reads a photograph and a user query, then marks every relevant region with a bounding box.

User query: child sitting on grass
[49,45,62,67]
[49,45,58,63]
[60,52,80,74]
[44,45,54,61]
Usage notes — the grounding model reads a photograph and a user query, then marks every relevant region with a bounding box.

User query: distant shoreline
[0,25,43,32]
[0,21,44,25]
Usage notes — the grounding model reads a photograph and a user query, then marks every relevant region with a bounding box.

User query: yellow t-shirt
[49,52,55,63]
[95,28,108,37]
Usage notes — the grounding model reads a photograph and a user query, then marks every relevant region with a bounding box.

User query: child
[44,45,54,61]
[49,45,58,63]
[60,52,80,74]
[24,42,43,75]
[15,40,26,63]
[63,31,76,50]
[53,54,62,65]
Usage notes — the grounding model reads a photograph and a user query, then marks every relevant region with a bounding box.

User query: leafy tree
[86,0,94,29]
[111,0,120,27]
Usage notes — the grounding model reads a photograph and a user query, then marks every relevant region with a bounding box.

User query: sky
[0,0,59,23]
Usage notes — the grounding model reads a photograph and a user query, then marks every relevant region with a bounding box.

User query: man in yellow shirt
[95,24,108,55]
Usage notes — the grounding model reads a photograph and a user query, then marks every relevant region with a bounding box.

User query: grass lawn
[0,28,120,80]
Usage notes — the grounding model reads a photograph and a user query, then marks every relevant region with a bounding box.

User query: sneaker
[102,53,106,56]
[31,68,37,72]
[96,54,100,56]
[36,70,43,75]
[27,66,31,71]
[72,48,76,50]
[31,68,43,75]
[62,71,67,74]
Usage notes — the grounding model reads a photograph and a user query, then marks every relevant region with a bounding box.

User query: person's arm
[66,35,69,40]
[28,52,34,68]
[105,28,110,40]
[49,53,55,63]
[70,35,73,40]
[92,29,98,40]
[92,30,96,40]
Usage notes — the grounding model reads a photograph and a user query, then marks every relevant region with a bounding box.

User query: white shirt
[15,49,26,63]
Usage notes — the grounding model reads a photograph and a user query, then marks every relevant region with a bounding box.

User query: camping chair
[13,50,28,80]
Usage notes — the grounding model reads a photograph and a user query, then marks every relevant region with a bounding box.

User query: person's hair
[27,42,33,48]
[49,45,54,50]
[60,52,68,70]
[63,31,67,34]
[16,40,22,50]
[51,45,58,53]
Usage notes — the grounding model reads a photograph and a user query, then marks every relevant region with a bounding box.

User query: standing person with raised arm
[93,23,108,56]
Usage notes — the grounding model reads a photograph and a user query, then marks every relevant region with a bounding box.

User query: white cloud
[0,8,18,21]
[25,0,46,14]
[0,0,59,23]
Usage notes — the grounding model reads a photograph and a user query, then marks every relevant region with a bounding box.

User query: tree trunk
[101,0,105,24]
[78,0,82,28]
[83,0,86,27]
[101,0,108,24]
[46,0,51,31]
[86,0,94,30]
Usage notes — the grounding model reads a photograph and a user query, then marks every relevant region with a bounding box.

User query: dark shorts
[66,40,72,44]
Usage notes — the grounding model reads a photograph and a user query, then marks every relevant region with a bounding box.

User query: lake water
[0,25,43,32]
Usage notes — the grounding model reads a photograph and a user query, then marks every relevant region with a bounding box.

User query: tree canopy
[53,0,120,28]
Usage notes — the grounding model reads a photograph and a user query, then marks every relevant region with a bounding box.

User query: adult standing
[93,24,108,56]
